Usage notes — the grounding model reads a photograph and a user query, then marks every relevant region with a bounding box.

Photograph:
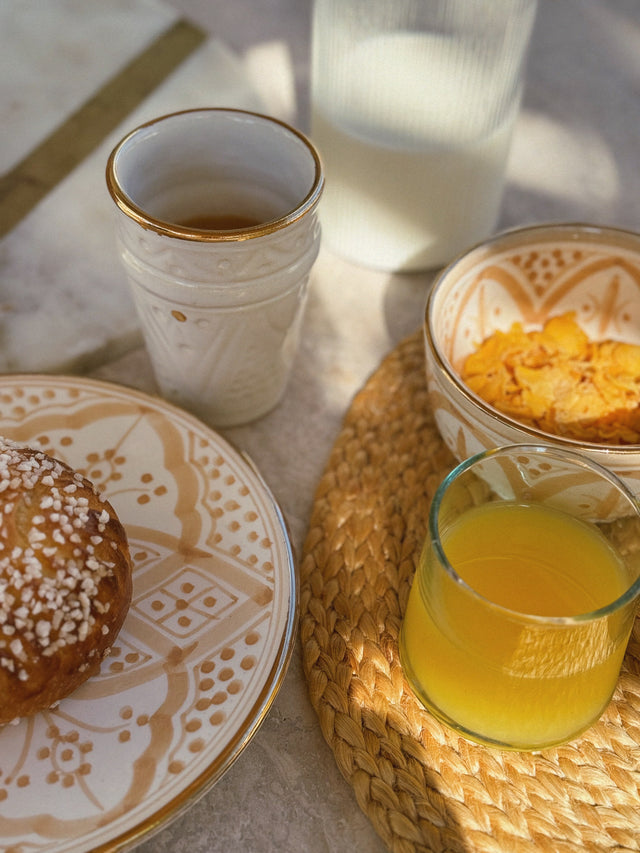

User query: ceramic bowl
[424,222,640,498]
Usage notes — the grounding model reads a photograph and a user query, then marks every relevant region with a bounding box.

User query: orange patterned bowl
[424,222,640,498]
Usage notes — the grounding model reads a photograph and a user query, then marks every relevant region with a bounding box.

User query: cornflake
[461,312,640,444]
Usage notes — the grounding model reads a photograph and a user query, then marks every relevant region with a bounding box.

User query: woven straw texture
[300,330,640,853]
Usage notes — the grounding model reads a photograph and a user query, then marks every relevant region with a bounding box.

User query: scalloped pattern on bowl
[424,223,640,497]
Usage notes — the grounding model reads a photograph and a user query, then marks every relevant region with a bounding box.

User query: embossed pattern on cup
[115,207,321,426]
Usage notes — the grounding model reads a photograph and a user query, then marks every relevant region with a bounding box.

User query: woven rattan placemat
[300,329,640,853]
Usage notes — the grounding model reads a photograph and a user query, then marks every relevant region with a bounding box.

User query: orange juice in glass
[400,444,640,750]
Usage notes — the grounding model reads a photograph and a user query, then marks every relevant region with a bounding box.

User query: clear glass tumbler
[400,444,640,750]
[311,0,538,272]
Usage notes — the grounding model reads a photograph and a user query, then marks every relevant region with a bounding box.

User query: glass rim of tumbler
[105,107,324,243]
[428,443,640,625]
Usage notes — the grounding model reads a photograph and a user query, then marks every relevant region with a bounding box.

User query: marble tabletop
[2,0,640,850]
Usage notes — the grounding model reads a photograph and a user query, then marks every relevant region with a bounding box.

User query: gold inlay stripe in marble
[0,19,206,238]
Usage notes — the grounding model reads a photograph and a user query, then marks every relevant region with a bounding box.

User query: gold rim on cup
[105,107,325,243]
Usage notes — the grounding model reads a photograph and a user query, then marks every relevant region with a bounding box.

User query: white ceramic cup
[106,108,324,427]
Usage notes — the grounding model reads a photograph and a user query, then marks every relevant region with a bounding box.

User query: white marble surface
[0,0,177,173]
[3,0,640,851]
[1,3,265,373]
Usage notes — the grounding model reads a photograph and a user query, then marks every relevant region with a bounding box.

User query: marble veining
[1,9,266,374]
[0,0,178,174]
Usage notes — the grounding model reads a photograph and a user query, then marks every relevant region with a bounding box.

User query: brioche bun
[0,438,132,724]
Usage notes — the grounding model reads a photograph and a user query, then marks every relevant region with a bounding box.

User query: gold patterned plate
[0,376,297,853]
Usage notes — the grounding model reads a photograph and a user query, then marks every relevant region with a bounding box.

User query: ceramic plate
[0,376,297,852]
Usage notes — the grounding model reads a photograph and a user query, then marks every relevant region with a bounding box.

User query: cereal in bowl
[461,312,640,444]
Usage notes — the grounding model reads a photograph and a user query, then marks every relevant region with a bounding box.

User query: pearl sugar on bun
[0,437,133,724]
